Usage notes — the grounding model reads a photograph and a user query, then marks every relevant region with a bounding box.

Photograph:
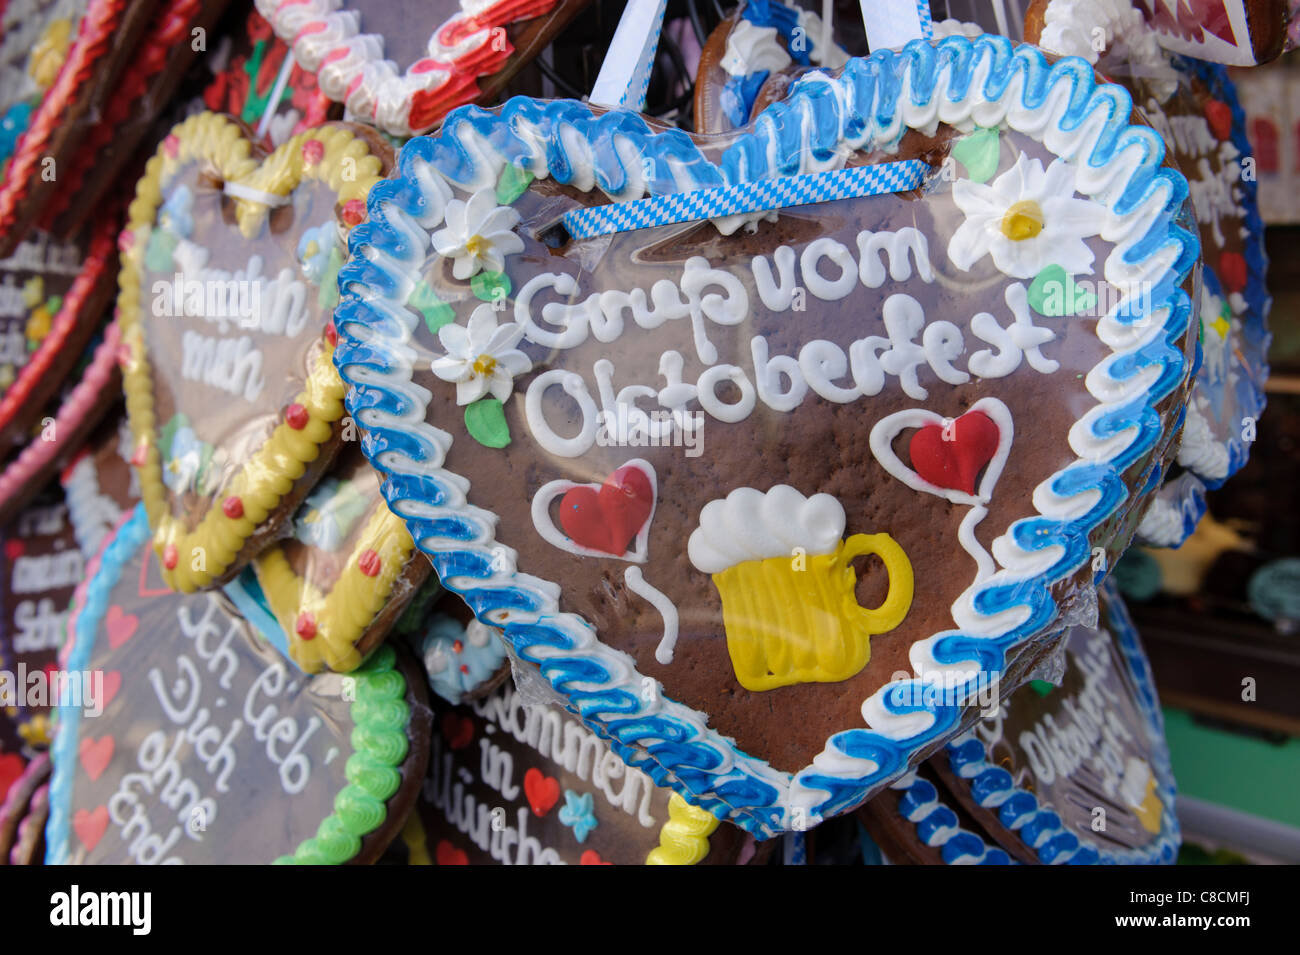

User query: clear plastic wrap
[331,34,1200,837]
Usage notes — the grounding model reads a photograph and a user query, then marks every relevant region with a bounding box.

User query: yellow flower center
[472,354,497,377]
[1000,200,1045,241]
[465,234,487,257]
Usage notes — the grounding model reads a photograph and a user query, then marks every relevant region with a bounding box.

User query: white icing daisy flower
[948,155,1104,279]
[430,304,532,406]
[431,187,524,279]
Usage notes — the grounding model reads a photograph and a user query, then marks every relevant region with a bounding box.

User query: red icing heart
[523,767,560,817]
[73,806,109,852]
[137,551,172,598]
[580,849,612,865]
[1218,250,1247,295]
[908,411,1001,496]
[79,736,115,781]
[558,464,654,557]
[105,605,139,649]
[100,671,121,708]
[435,840,469,866]
[441,712,474,750]
[1204,99,1232,141]
[0,753,24,801]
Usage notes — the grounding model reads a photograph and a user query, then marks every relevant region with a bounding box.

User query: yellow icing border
[255,505,417,673]
[645,793,720,865]
[118,113,385,591]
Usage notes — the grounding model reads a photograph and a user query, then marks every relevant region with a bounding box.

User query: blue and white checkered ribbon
[562,160,928,239]
[590,0,668,112]
[861,0,933,51]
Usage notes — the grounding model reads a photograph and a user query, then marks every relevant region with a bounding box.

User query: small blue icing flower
[0,101,33,163]
[163,426,204,494]
[418,614,506,704]
[558,790,598,843]
[158,185,195,239]
[297,222,338,283]
[293,477,368,551]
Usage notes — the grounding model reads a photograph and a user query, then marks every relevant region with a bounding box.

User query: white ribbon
[223,180,292,207]
[589,0,669,111]
[861,0,934,52]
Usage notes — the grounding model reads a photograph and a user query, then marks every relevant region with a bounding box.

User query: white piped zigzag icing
[333,35,1198,837]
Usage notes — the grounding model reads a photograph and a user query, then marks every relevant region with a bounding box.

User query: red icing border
[0,320,121,518]
[0,0,130,241]
[0,217,116,442]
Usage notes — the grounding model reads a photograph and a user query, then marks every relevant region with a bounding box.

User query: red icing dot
[115,344,132,368]
[325,322,338,346]
[301,139,325,165]
[222,496,244,519]
[341,199,365,227]
[460,664,469,674]
[452,640,463,654]
[285,404,309,430]
[1219,251,1247,294]
[117,229,134,253]
[1205,100,1233,142]
[296,613,317,640]
[163,134,180,158]
[163,544,178,570]
[357,549,380,577]
[130,439,148,466]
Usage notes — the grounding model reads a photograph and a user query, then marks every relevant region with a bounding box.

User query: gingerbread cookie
[45,502,433,863]
[858,766,1013,865]
[332,35,1200,836]
[930,580,1179,864]
[410,680,755,865]
[254,0,590,137]
[117,112,392,591]
[40,0,238,238]
[59,408,140,559]
[0,489,82,747]
[1026,0,1271,548]
[0,222,117,455]
[0,321,122,528]
[252,445,431,673]
[406,595,510,705]
[194,6,338,150]
[0,752,48,863]
[694,0,847,135]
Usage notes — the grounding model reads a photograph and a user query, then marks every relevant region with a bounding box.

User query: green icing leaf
[1028,264,1096,317]
[950,128,1000,183]
[409,280,455,333]
[1029,679,1056,697]
[464,396,510,448]
[471,269,511,303]
[158,413,188,460]
[496,163,534,204]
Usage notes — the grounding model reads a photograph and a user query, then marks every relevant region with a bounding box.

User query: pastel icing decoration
[331,35,1200,837]
[949,127,1001,183]
[252,446,430,674]
[411,682,754,864]
[933,579,1180,864]
[416,611,507,704]
[45,504,433,864]
[859,768,1012,865]
[1028,0,1271,548]
[254,0,591,137]
[1027,264,1097,317]
[116,113,391,592]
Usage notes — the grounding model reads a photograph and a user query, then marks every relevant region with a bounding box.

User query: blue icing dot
[417,613,507,704]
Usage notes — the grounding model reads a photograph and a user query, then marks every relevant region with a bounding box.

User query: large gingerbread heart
[117,112,391,591]
[252,445,430,673]
[333,36,1199,836]
[45,503,432,863]
[1026,0,1271,548]
[254,0,590,137]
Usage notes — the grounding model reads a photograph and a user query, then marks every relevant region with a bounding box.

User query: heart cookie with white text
[252,445,431,673]
[45,504,432,864]
[117,112,392,591]
[255,0,591,137]
[333,36,1199,837]
[1027,1,1271,549]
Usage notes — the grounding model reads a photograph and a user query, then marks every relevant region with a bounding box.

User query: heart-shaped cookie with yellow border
[117,112,392,592]
[253,445,431,673]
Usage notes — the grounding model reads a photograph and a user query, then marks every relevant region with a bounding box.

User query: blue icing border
[45,503,153,864]
[892,771,1013,865]
[332,34,1197,838]
[718,0,830,128]
[942,578,1180,864]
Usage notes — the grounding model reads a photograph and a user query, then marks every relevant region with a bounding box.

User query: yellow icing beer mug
[711,533,914,691]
